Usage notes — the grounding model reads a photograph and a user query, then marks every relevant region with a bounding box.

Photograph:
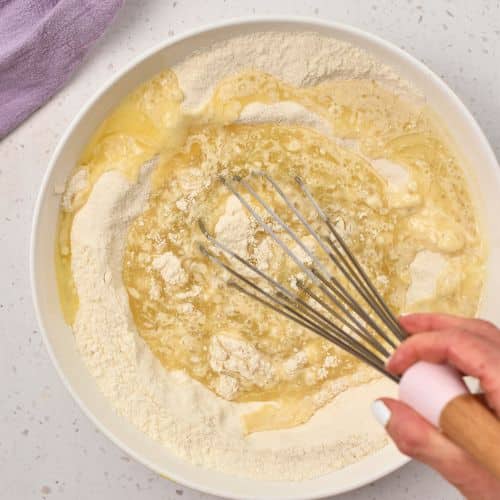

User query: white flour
[215,195,253,258]
[213,373,239,400]
[282,351,308,378]
[371,158,410,190]
[69,32,422,480]
[209,335,275,388]
[152,251,187,286]
[406,250,446,307]
[61,169,89,211]
[71,168,396,481]
[173,32,415,111]
[237,101,333,137]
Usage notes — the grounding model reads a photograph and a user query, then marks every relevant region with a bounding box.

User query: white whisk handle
[399,361,467,426]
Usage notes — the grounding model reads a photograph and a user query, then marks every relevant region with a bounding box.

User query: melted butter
[56,69,485,433]
[56,70,186,323]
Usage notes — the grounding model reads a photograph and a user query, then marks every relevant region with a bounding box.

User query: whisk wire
[199,241,391,376]
[229,280,396,381]
[310,266,398,350]
[255,172,400,348]
[296,176,405,341]
[238,175,396,350]
[200,237,397,378]
[223,176,331,284]
[298,282,391,358]
[199,174,404,382]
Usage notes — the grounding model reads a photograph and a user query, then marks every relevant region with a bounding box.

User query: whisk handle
[399,361,500,479]
[440,393,500,478]
[399,361,467,425]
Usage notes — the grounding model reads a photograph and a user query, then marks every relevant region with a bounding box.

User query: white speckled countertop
[1,1,498,499]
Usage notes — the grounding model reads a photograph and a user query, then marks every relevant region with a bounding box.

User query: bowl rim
[30,15,499,499]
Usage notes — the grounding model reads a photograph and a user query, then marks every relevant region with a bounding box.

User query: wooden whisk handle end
[440,394,500,479]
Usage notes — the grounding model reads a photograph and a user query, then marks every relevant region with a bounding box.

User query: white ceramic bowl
[31,17,500,499]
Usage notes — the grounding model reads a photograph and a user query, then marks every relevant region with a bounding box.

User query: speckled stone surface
[1,1,498,499]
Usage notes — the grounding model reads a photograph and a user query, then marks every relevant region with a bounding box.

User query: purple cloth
[0,0,123,138]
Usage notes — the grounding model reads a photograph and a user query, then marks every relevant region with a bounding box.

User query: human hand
[371,313,500,500]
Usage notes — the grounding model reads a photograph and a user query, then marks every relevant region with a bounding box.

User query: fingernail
[371,400,391,427]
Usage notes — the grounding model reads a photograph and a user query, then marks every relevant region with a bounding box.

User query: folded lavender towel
[0,0,123,139]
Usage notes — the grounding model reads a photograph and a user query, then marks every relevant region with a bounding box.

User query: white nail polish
[371,400,391,427]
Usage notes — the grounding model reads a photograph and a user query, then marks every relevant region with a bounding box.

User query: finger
[387,329,500,415]
[400,313,500,344]
[373,398,500,499]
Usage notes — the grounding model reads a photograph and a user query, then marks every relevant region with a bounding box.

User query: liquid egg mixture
[57,69,485,433]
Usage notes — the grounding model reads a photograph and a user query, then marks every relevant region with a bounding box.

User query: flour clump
[152,251,187,286]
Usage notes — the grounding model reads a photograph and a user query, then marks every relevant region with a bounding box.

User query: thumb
[372,398,500,499]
